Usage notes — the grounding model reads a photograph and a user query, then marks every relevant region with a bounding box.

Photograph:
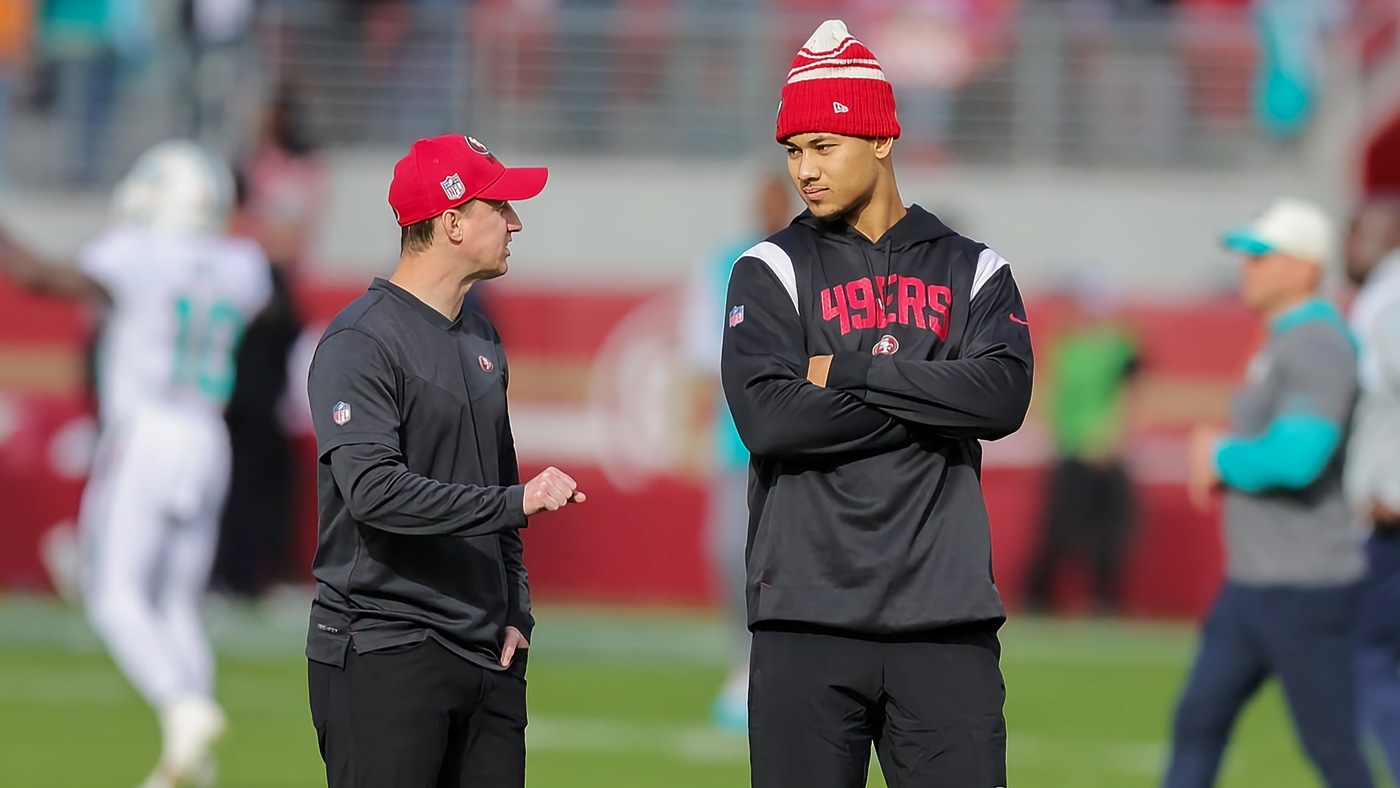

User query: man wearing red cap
[304,135,583,787]
[721,20,1034,788]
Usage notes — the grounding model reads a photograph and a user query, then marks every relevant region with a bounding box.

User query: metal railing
[0,1,1361,185]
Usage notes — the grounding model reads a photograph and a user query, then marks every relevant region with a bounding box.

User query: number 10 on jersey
[171,294,246,400]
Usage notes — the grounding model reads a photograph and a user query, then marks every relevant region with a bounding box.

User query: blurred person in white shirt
[1343,196,1400,783]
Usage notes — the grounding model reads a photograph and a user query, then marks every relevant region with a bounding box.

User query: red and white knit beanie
[776,19,901,142]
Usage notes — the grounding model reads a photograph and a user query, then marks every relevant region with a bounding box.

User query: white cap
[111,139,234,236]
[1221,198,1333,265]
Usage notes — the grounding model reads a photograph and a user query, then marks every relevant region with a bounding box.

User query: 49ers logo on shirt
[820,275,951,340]
[872,335,899,355]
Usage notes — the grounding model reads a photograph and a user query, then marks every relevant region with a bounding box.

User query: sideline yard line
[527,715,1167,775]
[0,663,1170,778]
[0,595,1199,667]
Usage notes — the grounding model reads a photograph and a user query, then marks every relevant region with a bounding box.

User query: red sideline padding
[0,277,1247,619]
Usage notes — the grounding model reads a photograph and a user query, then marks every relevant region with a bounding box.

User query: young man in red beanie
[720,19,1034,788]
[305,135,584,787]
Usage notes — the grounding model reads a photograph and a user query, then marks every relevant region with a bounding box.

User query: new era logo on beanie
[776,19,901,142]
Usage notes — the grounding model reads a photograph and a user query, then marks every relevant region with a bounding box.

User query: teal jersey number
[171,295,246,400]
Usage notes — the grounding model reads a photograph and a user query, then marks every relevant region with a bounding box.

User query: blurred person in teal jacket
[681,172,791,732]
[1166,199,1372,788]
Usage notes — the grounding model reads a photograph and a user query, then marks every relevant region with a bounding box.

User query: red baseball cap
[387,135,548,227]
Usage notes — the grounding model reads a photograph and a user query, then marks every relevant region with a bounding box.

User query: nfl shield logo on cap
[440,174,467,201]
[332,401,352,426]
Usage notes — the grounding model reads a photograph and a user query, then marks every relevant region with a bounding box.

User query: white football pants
[80,405,231,709]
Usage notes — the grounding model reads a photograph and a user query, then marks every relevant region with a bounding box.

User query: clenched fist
[523,466,586,515]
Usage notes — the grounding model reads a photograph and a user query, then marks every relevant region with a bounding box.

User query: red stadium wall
[0,276,1257,620]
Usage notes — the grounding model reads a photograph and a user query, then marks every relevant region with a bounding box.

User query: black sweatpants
[308,637,528,788]
[750,623,1007,788]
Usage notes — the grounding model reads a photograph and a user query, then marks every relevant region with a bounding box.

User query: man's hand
[523,466,586,515]
[1188,425,1224,511]
[1372,501,1400,534]
[807,355,833,387]
[500,626,529,667]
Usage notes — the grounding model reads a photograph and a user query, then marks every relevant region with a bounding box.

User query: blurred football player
[0,140,272,787]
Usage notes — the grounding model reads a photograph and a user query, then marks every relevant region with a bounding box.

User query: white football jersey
[81,224,273,426]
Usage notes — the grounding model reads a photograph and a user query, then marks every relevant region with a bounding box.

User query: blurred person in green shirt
[1024,280,1141,616]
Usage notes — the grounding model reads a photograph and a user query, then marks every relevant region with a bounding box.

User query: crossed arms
[719,252,1034,460]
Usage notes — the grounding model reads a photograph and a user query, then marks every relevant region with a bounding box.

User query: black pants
[308,638,528,788]
[1024,457,1135,613]
[749,624,1007,788]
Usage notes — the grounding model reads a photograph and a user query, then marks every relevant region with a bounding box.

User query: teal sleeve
[1214,414,1342,493]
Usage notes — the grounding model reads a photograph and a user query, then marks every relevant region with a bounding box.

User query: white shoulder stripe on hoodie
[972,248,1010,300]
[742,241,799,314]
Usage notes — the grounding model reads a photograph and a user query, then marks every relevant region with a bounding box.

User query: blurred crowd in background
[0,0,1366,185]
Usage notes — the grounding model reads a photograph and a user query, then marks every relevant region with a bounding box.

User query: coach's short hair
[400,216,436,255]
[400,199,479,255]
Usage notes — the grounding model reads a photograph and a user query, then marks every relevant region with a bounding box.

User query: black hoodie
[720,205,1033,635]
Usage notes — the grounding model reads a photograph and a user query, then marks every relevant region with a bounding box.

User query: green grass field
[0,596,1388,788]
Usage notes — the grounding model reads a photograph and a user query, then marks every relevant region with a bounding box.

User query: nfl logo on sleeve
[332,401,352,426]
[728,305,745,327]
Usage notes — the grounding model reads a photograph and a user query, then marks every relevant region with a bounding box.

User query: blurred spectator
[1023,280,1141,616]
[1343,196,1400,784]
[177,0,258,158]
[1251,0,1345,140]
[36,0,153,184]
[212,86,322,599]
[391,0,468,140]
[237,83,324,271]
[0,0,32,181]
[680,171,791,733]
[556,0,618,151]
[665,0,764,154]
[858,0,1013,160]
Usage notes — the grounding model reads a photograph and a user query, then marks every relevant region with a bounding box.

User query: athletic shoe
[711,690,748,733]
[141,696,226,787]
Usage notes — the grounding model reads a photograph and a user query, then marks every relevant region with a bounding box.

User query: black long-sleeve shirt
[721,206,1033,634]
[305,278,531,671]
